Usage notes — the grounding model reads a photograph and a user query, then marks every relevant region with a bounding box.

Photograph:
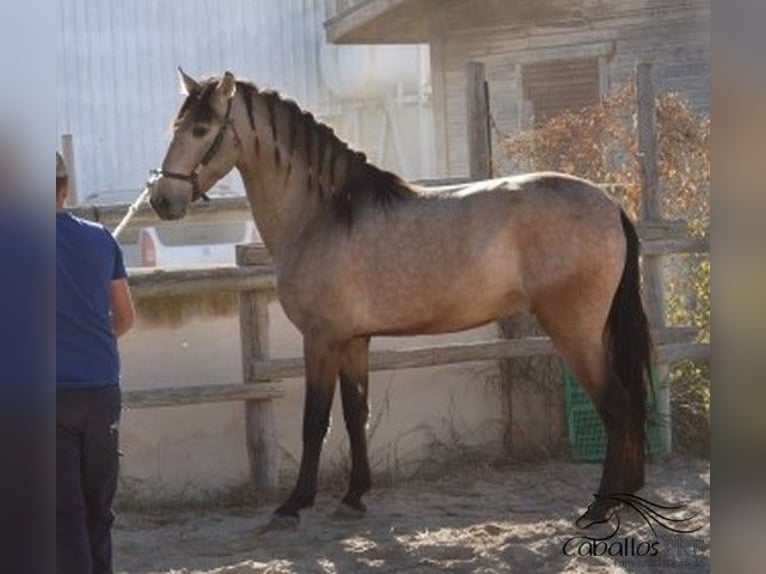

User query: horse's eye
[192,126,209,138]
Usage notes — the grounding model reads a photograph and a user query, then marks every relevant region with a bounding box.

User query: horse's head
[149,68,242,220]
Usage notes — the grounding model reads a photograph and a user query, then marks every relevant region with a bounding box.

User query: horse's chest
[274,263,349,333]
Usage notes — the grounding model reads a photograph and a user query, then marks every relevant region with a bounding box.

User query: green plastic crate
[562,361,669,461]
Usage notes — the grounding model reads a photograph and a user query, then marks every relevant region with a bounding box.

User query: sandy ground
[114,457,709,574]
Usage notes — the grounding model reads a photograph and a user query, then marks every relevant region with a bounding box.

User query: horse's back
[280,172,625,337]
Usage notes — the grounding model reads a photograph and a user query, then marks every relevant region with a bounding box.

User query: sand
[114,457,709,573]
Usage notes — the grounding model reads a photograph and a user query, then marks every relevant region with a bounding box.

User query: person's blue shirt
[56,212,127,388]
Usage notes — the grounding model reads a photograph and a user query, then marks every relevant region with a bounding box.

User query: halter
[149,98,241,203]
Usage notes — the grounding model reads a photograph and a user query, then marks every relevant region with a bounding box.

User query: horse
[148,69,653,530]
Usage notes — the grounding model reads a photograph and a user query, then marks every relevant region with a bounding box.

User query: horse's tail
[605,210,653,436]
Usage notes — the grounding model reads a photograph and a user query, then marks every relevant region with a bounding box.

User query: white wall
[117,303,504,501]
[57,0,435,204]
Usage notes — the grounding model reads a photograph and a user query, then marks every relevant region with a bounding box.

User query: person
[0,147,54,574]
[56,151,135,574]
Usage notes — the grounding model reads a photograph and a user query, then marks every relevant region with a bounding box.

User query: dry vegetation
[500,80,710,455]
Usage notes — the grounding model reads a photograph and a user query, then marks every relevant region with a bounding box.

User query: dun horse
[149,70,653,529]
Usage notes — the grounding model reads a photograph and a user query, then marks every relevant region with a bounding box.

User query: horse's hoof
[259,513,299,534]
[576,497,621,529]
[332,501,366,520]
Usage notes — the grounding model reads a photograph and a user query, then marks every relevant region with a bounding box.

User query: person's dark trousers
[57,386,121,574]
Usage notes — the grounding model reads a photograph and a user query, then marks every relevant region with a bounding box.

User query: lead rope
[112,185,151,240]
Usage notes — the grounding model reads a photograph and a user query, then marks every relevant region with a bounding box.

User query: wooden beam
[128,265,275,299]
[636,61,672,453]
[250,327,705,381]
[637,62,662,221]
[60,134,79,206]
[235,243,273,266]
[324,0,421,44]
[123,382,284,409]
[641,236,709,256]
[66,178,467,232]
[656,342,710,363]
[67,182,691,240]
[68,196,253,230]
[126,227,705,302]
[237,248,280,492]
[253,338,553,381]
[636,62,667,326]
[634,219,687,241]
[466,61,492,180]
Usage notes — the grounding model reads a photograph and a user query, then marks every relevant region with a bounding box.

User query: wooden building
[325,0,710,177]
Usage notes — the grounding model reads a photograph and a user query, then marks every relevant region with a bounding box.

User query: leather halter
[149,98,241,203]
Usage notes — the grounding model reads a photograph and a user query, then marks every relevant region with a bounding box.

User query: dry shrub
[501,79,710,455]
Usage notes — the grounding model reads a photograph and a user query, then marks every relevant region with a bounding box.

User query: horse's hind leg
[535,290,643,525]
[335,337,372,519]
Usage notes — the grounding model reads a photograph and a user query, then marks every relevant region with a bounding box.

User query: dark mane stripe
[175,76,419,224]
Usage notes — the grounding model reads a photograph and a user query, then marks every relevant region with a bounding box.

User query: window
[522,57,601,127]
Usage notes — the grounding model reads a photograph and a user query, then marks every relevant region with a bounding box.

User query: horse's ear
[216,71,237,100]
[178,67,200,95]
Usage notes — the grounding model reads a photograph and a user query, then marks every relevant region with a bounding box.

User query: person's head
[56,152,68,209]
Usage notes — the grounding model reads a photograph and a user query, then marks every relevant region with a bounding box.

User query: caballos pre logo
[563,492,704,560]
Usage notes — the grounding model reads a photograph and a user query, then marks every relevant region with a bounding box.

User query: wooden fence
[73,61,708,491]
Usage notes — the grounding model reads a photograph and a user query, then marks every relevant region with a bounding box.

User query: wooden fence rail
[121,325,708,410]
[127,229,707,300]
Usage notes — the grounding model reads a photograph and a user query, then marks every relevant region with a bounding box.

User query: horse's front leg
[335,337,371,519]
[272,334,341,526]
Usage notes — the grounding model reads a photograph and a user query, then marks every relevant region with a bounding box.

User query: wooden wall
[430,0,710,176]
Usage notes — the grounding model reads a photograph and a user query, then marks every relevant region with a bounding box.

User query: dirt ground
[114,457,709,574]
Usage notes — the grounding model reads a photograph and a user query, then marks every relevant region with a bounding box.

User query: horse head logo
[577,492,703,537]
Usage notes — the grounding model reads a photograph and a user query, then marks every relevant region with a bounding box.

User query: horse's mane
[173,76,419,225]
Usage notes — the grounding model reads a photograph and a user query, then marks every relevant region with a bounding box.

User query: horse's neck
[236,92,353,258]
[235,123,317,258]
[236,163,309,259]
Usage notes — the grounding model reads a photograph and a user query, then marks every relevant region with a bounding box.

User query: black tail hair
[606,210,653,433]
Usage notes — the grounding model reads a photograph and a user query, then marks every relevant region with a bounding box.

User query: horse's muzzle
[149,190,187,221]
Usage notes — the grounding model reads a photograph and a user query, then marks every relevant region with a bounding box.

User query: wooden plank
[235,243,273,266]
[656,342,710,363]
[634,219,687,241]
[68,195,252,230]
[466,61,492,179]
[636,62,666,325]
[120,340,706,410]
[636,61,672,453]
[68,184,692,241]
[128,265,275,299]
[641,236,709,256]
[125,228,704,302]
[637,62,662,222]
[67,178,469,231]
[123,382,284,409]
[60,134,79,206]
[253,338,554,381]
[655,326,698,345]
[251,328,703,381]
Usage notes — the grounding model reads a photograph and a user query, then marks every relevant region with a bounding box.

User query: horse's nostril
[151,195,170,213]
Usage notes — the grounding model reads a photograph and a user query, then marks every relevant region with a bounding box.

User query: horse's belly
[361,274,528,336]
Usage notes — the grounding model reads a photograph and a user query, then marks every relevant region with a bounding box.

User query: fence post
[466,61,492,179]
[636,61,672,453]
[237,244,279,491]
[60,134,79,206]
